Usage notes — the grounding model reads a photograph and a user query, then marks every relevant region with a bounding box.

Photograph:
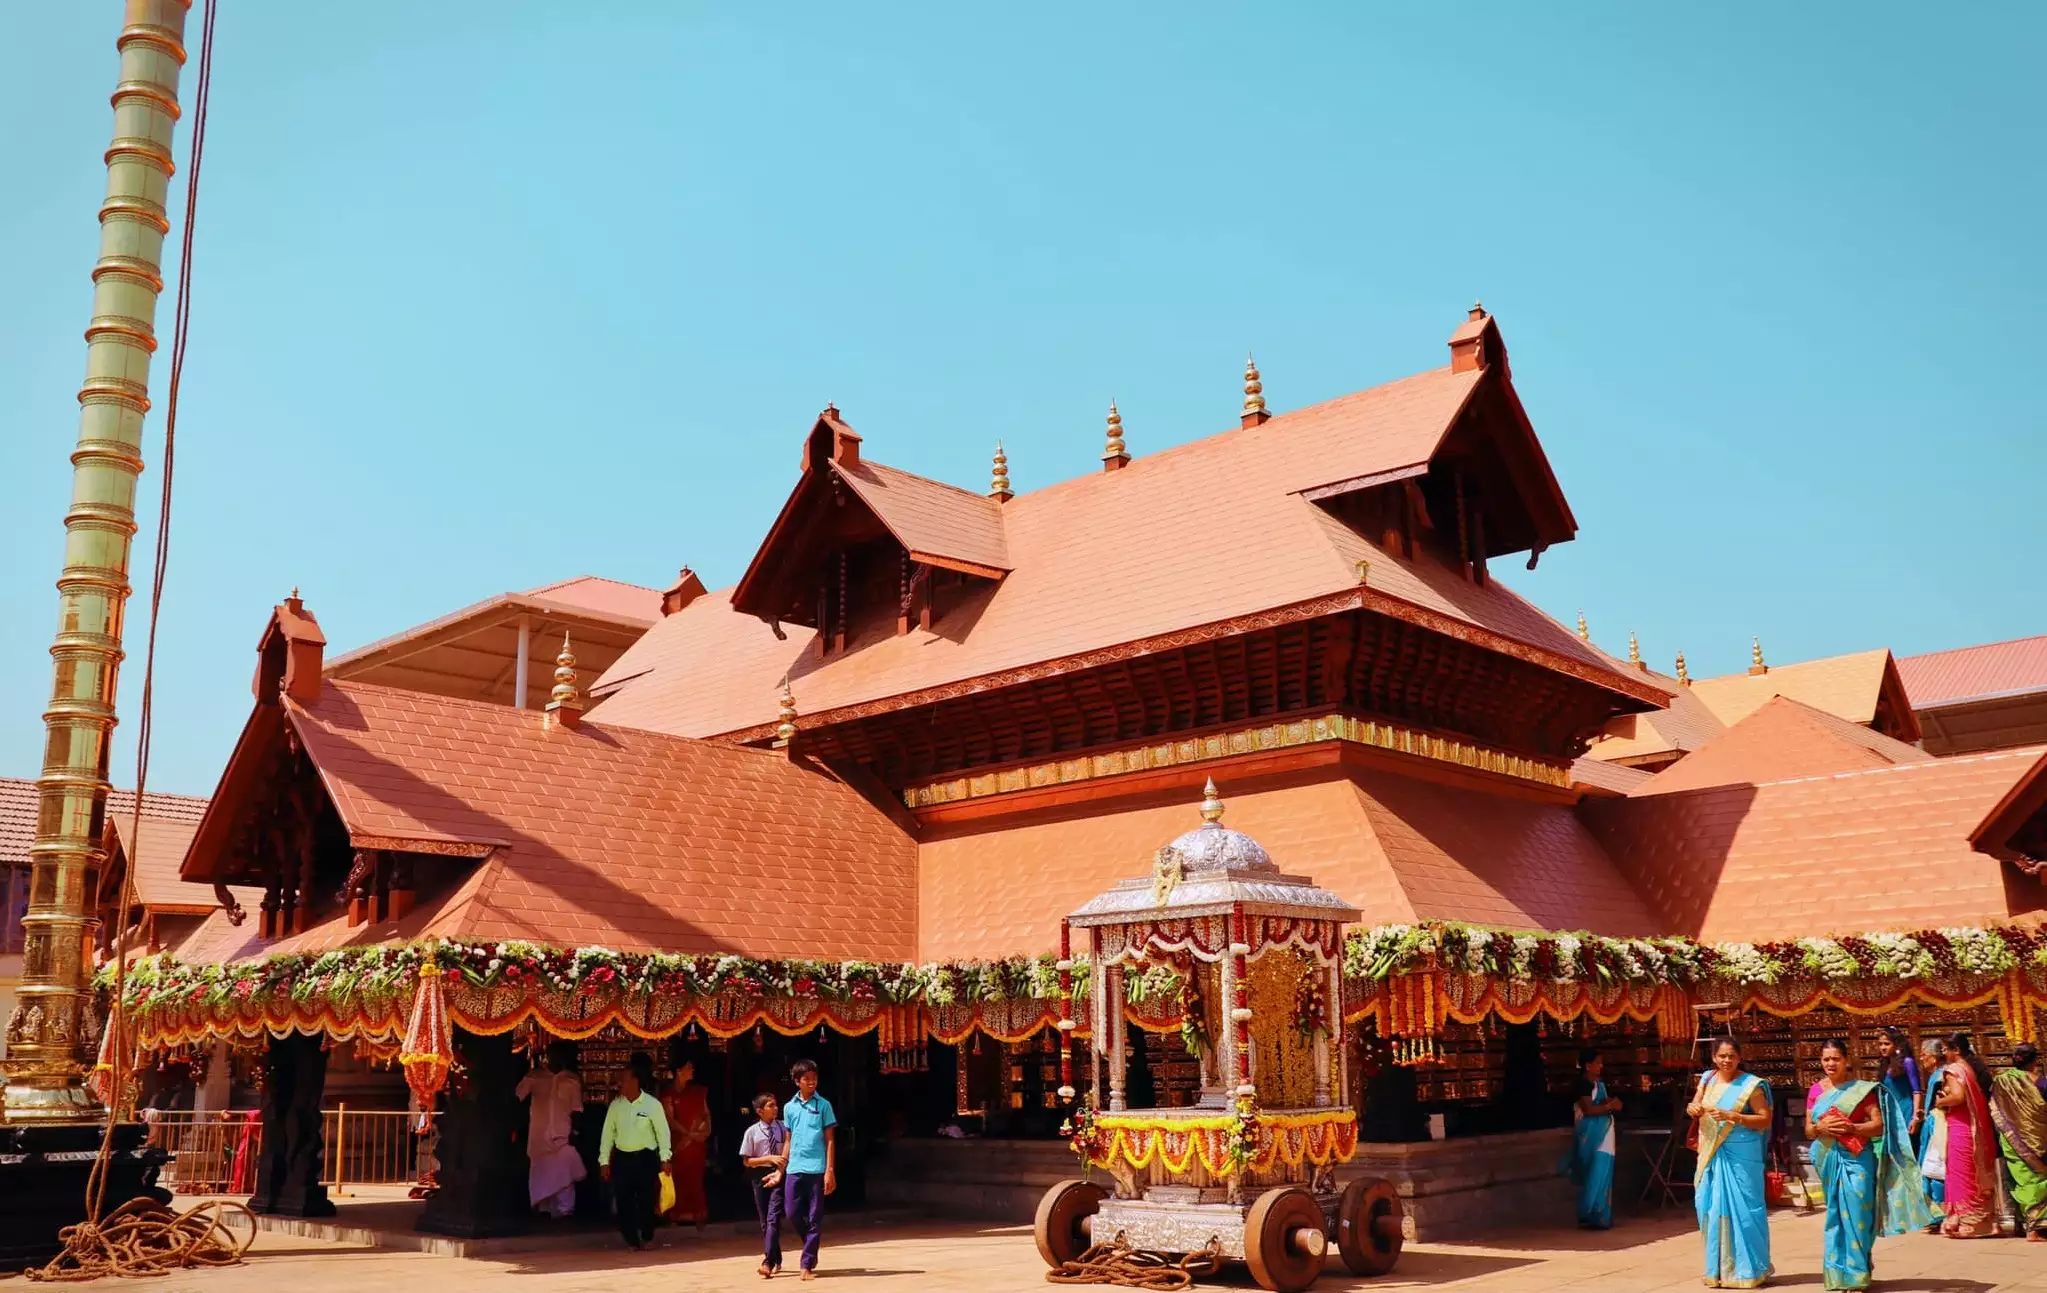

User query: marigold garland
[1071,1107,1357,1176]
[107,920,2047,1052]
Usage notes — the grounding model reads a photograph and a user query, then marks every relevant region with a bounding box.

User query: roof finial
[1576,611,1589,642]
[1241,353,1269,428]
[289,586,300,601]
[1199,777,1225,825]
[989,439,1013,502]
[1469,301,1486,321]
[1675,650,1690,685]
[1101,399,1129,472]
[1627,631,1642,668]
[545,631,584,728]
[1749,636,1768,676]
[774,677,798,748]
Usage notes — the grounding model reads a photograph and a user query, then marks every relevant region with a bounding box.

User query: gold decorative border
[902,713,1568,808]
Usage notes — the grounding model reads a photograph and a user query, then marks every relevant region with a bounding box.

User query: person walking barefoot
[781,1059,837,1281]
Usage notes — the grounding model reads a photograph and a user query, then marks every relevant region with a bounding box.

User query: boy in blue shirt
[782,1058,836,1280]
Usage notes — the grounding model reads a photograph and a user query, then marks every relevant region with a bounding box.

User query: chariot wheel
[1337,1177,1404,1276]
[1033,1179,1105,1269]
[1244,1186,1328,1293]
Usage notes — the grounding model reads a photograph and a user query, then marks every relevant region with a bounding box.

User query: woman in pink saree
[1936,1032,1998,1238]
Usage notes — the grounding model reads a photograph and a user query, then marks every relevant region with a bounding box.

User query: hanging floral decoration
[1344,921,2047,989]
[1291,974,1330,1042]
[106,919,2047,1053]
[1066,1103,1354,1177]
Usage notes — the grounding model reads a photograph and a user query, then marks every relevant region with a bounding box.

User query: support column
[4,0,191,1125]
[513,616,530,709]
[417,1030,529,1238]
[1323,952,1345,1108]
[249,1031,333,1217]
[1106,965,1127,1113]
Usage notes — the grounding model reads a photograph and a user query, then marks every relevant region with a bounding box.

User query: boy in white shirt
[739,1092,789,1278]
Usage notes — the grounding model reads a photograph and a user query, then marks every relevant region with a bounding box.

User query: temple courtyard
[86,1207,2047,1292]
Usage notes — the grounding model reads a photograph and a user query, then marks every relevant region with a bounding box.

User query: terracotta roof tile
[106,814,215,911]
[1688,649,1896,728]
[246,680,918,960]
[918,768,1659,960]
[521,576,663,622]
[1629,697,1932,797]
[594,364,1655,739]
[1570,758,1655,796]
[1584,675,1726,765]
[1,777,209,870]
[1583,748,2043,940]
[1898,634,2047,708]
[838,462,1010,572]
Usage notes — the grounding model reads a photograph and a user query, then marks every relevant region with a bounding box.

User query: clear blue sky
[3,4,2041,795]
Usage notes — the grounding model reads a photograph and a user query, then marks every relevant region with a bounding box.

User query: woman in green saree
[1990,1042,2047,1243]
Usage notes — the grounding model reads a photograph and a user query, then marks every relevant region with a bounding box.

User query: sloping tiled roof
[1584,676,1726,765]
[1,776,210,869]
[1899,634,2047,708]
[1629,697,1932,798]
[522,576,664,623]
[107,814,205,910]
[328,580,658,673]
[594,362,1660,739]
[1582,747,2045,941]
[178,680,916,964]
[918,768,1659,959]
[1570,757,1654,797]
[1688,649,1896,728]
[838,462,1010,573]
[0,779,32,869]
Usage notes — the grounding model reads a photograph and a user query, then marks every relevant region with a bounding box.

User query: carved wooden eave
[717,585,1669,750]
[1968,748,2047,867]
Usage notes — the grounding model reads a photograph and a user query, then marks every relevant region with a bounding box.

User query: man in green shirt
[599,1053,671,1250]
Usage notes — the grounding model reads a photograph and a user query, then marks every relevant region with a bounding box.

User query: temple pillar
[417,1029,529,1238]
[249,1031,333,1217]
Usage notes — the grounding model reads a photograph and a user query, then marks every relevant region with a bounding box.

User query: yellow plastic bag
[658,1171,676,1216]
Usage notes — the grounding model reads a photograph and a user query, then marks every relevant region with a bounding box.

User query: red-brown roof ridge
[180,675,918,962]
[1627,695,1933,798]
[595,349,1664,740]
[1899,633,2047,708]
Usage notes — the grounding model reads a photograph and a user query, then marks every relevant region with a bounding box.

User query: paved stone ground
[72,1208,2047,1293]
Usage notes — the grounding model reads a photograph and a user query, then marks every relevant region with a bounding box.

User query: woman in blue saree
[1807,1039,1884,1290]
[1873,1027,1937,1236]
[1690,1037,1773,1288]
[1564,1047,1624,1228]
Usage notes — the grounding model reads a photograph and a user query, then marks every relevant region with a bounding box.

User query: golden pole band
[2,0,192,1123]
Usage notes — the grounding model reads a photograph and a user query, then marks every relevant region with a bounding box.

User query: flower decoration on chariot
[1150,844,1186,907]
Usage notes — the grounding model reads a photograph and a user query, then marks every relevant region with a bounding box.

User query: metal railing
[144,1106,437,1195]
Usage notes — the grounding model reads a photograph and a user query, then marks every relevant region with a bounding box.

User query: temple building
[1,781,218,1031]
[142,307,2047,1238]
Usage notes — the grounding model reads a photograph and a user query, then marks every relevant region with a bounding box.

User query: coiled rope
[1045,1239,1223,1291]
[26,0,242,1280]
[27,1199,253,1283]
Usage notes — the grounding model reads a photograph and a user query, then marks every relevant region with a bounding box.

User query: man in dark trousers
[598,1052,670,1251]
[782,1058,837,1280]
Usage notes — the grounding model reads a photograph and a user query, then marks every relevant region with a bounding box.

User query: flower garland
[108,943,1096,1017]
[1291,975,1329,1042]
[1345,921,2047,989]
[108,920,2047,1026]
